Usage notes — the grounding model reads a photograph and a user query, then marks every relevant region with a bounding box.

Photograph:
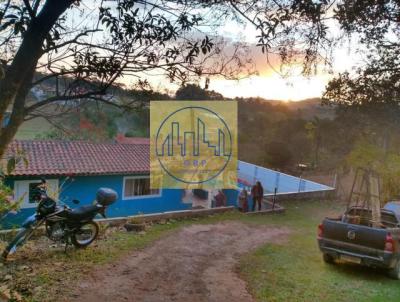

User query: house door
[14,179,59,209]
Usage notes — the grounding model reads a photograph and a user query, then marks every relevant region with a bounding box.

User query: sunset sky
[208,47,357,101]
[207,19,359,101]
[63,1,361,102]
[147,18,359,101]
[145,44,356,101]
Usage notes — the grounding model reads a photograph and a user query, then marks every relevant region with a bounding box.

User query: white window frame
[122,176,162,200]
[14,179,59,209]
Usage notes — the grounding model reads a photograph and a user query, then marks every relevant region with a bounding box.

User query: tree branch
[22,0,35,18]
[43,29,101,53]
[25,90,108,113]
[32,0,41,16]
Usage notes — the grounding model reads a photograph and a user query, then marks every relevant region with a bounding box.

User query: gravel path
[69,221,289,302]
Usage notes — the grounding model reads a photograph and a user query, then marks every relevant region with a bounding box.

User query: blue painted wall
[1,175,239,229]
[61,175,191,217]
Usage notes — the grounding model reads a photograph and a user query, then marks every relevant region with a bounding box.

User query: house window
[28,182,42,204]
[123,176,161,200]
[14,179,59,209]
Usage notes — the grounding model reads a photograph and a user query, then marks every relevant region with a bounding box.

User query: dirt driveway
[69,221,289,302]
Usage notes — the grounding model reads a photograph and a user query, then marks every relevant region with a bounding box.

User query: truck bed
[318,207,400,269]
[321,218,388,258]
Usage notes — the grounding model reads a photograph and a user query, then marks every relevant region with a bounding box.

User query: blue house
[2,139,240,228]
[2,139,334,228]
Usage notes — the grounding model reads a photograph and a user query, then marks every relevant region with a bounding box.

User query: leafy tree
[263,141,293,170]
[305,118,323,168]
[0,0,343,158]
[322,1,400,145]
[0,0,256,157]
[175,84,224,100]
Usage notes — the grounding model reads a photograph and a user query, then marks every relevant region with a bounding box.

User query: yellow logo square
[150,101,237,189]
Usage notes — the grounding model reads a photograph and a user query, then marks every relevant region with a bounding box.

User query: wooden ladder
[347,168,381,227]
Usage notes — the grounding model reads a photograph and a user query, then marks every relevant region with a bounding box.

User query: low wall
[0,204,286,240]
[246,200,285,215]
[264,189,336,202]
[98,206,237,226]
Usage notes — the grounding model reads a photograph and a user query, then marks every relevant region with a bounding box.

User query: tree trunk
[0,67,36,158]
[0,0,73,158]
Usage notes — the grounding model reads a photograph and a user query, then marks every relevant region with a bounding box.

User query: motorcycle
[2,179,117,260]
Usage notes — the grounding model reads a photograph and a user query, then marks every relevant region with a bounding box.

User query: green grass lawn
[239,200,400,302]
[15,117,54,139]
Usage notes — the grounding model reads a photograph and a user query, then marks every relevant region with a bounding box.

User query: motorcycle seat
[66,204,100,220]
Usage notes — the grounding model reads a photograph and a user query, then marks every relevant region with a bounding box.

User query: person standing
[251,181,264,211]
[238,188,248,212]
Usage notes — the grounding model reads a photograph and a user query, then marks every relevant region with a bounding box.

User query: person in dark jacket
[251,181,264,211]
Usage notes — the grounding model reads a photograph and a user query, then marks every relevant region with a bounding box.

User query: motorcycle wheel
[2,228,33,260]
[71,221,99,248]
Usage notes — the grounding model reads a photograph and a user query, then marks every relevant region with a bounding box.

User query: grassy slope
[15,117,54,139]
[239,200,400,302]
[2,201,400,301]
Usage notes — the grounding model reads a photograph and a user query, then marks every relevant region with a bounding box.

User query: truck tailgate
[322,219,387,257]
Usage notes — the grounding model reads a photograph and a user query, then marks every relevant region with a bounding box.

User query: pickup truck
[317,202,400,279]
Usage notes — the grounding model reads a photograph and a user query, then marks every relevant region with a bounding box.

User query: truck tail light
[317,223,324,239]
[385,233,394,253]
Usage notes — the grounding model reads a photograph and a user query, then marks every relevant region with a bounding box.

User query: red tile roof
[6,139,150,177]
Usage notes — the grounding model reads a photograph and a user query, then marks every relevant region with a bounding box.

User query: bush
[0,154,27,223]
[0,179,15,218]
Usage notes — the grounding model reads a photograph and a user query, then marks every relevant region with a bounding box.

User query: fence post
[275,172,280,192]
[272,187,277,209]
[253,166,258,184]
[333,173,337,188]
[298,176,302,192]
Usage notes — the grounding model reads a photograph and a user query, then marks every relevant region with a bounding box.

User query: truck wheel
[388,261,400,280]
[323,253,335,264]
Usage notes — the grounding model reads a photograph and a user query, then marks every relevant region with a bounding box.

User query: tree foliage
[0,153,27,219]
[0,0,252,157]
[175,84,224,100]
[0,0,398,187]
[0,0,347,159]
[323,1,400,110]
[346,139,400,201]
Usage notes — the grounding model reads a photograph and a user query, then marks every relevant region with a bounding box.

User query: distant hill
[234,96,336,120]
[14,73,169,139]
[284,98,335,120]
[263,98,335,120]
[16,117,54,139]
[15,79,335,140]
